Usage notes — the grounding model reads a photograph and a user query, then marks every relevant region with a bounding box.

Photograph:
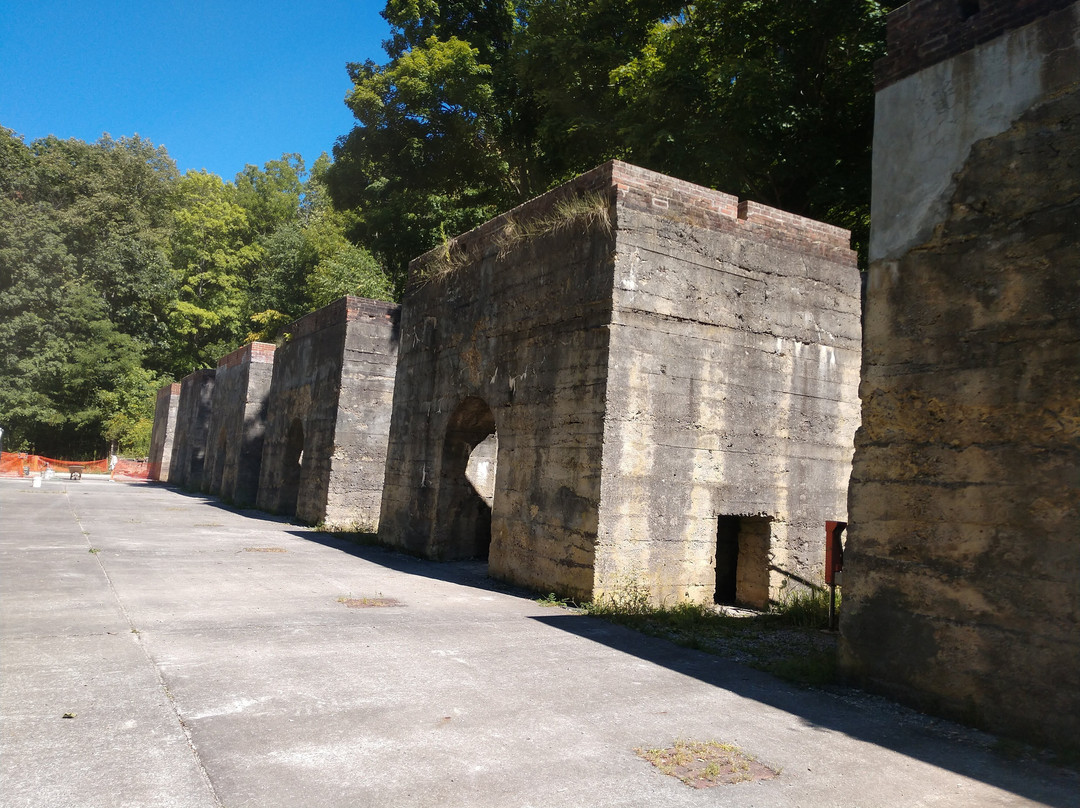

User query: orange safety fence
[0,452,26,476]
[111,459,150,480]
[1,452,109,476]
[0,452,149,479]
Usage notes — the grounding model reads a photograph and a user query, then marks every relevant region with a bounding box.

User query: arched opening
[210,428,227,494]
[715,514,772,609]
[435,397,497,561]
[281,418,305,517]
[188,444,205,488]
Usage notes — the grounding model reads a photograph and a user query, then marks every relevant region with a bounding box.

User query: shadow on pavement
[526,612,1079,808]
[133,483,1079,806]
[295,522,1080,808]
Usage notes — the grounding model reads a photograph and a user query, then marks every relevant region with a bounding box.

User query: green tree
[100,364,163,457]
[512,0,681,183]
[29,133,180,370]
[327,0,531,289]
[611,0,885,257]
[0,129,177,457]
[234,153,305,236]
[246,153,394,341]
[330,0,888,276]
[167,171,259,373]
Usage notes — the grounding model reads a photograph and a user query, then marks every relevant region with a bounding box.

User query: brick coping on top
[876,0,1077,89]
[283,296,400,343]
[408,160,855,287]
[216,342,277,369]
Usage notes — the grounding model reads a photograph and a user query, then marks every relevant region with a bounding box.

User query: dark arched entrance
[210,428,227,495]
[434,397,497,560]
[281,418,305,517]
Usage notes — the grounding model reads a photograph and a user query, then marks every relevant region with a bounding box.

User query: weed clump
[770,586,837,629]
[636,739,778,788]
[538,579,841,688]
[416,190,612,282]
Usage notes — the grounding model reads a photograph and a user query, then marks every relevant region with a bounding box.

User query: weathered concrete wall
[147,383,180,482]
[597,164,861,607]
[202,342,275,507]
[379,161,861,605]
[841,0,1080,749]
[323,301,400,530]
[168,369,215,490]
[256,297,399,530]
[378,166,617,597]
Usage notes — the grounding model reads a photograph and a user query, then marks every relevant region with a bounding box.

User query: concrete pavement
[2,477,1077,807]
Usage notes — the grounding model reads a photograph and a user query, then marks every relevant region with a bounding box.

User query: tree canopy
[328,0,889,287]
[0,129,391,458]
[2,0,894,458]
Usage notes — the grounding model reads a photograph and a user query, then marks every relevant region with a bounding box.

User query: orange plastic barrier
[110,459,150,481]
[0,452,110,476]
[0,452,26,476]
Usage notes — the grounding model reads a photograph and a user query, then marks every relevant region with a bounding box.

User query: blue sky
[0,0,390,179]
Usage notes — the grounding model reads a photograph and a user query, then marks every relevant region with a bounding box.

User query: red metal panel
[825,521,847,586]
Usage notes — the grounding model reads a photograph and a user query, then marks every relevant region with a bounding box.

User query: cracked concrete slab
[2,477,1077,807]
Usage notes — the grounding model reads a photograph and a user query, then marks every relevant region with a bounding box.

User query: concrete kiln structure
[147,383,180,481]
[167,368,215,490]
[841,0,1080,748]
[378,161,861,606]
[201,342,275,507]
[256,296,400,530]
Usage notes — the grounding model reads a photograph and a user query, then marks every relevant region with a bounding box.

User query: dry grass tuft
[416,190,611,282]
[337,596,403,608]
[636,739,778,788]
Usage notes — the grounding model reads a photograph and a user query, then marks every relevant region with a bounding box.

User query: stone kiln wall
[168,369,215,489]
[256,297,398,530]
[841,0,1080,748]
[379,161,860,605]
[147,383,180,481]
[202,342,275,507]
[598,163,861,605]
[324,300,400,531]
[378,164,617,597]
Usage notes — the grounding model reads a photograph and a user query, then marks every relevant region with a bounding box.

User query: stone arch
[434,396,498,561]
[210,427,227,494]
[281,418,305,517]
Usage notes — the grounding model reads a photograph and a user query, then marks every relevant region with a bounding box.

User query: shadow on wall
[433,396,497,562]
[281,417,305,518]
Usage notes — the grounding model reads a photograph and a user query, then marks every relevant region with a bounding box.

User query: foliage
[99,365,163,457]
[246,154,394,338]
[558,586,840,687]
[0,129,174,456]
[0,128,390,457]
[167,171,261,371]
[611,0,886,260]
[233,153,305,236]
[330,0,889,280]
[771,585,838,629]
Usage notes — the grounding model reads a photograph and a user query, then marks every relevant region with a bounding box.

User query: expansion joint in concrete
[62,490,227,808]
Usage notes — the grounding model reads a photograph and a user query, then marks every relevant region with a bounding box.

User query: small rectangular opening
[715,515,772,609]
